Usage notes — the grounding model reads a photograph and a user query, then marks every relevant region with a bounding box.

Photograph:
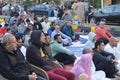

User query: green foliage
[26,0,36,8]
[26,0,101,8]
[53,0,60,4]
[41,0,60,4]
[88,0,101,8]
[26,0,60,8]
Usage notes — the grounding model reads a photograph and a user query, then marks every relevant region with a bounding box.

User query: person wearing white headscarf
[84,32,96,49]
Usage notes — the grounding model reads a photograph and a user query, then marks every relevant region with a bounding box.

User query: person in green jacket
[50,34,76,65]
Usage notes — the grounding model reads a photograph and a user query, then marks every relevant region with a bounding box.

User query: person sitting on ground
[71,53,92,80]
[50,34,76,65]
[45,33,65,67]
[93,39,120,78]
[40,15,47,23]
[95,19,112,45]
[47,22,56,36]
[104,37,120,59]
[17,20,26,34]
[23,28,32,47]
[26,30,75,80]
[61,21,79,41]
[27,23,33,31]
[41,16,50,33]
[61,9,72,21]
[0,34,45,80]
[9,14,19,27]
[33,17,42,31]
[77,47,111,80]
[15,34,27,59]
[1,18,9,27]
[25,18,31,26]
[44,33,51,56]
[0,23,9,35]
[51,25,72,46]
[57,7,64,19]
[5,28,12,35]
[10,23,18,35]
[10,7,19,18]
[104,37,120,72]
[84,32,96,49]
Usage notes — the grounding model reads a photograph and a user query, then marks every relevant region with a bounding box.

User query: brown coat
[75,2,85,22]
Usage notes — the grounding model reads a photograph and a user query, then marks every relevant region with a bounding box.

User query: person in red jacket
[95,20,112,45]
[0,23,9,35]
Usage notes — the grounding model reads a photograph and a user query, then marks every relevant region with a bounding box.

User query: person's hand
[78,73,89,80]
[29,72,37,80]
[63,41,68,45]
[113,59,118,65]
[64,12,68,15]
[116,72,120,77]
[52,60,59,64]
[72,36,75,40]
[69,38,72,42]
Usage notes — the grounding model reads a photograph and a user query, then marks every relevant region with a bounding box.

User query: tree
[88,0,101,8]
[41,0,60,4]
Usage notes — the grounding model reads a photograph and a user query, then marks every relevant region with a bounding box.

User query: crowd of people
[0,1,79,80]
[0,0,120,80]
[83,19,120,80]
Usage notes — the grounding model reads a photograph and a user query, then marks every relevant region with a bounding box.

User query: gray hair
[82,47,93,54]
[1,34,14,46]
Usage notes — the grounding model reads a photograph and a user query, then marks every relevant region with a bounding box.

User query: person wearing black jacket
[26,30,75,80]
[0,34,45,80]
[33,17,43,31]
[93,39,120,78]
